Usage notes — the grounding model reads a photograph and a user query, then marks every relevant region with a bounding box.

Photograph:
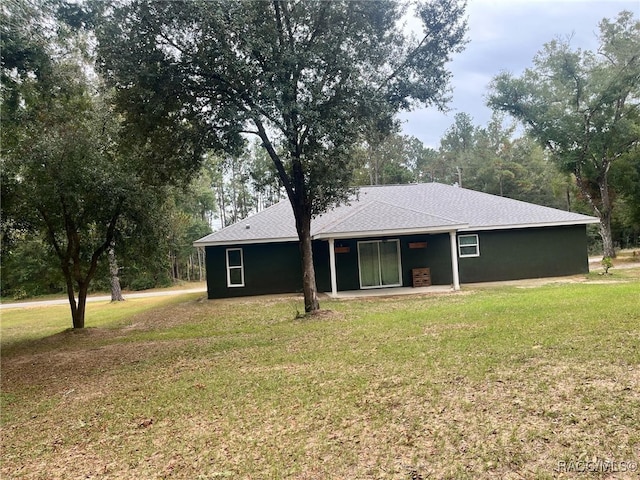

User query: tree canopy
[488,11,640,257]
[1,62,139,326]
[1,0,202,327]
[96,0,468,312]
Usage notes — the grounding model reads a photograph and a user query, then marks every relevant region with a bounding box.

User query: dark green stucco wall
[205,242,302,299]
[400,234,453,286]
[204,225,590,298]
[458,225,590,283]
[312,241,332,293]
[331,234,453,291]
[205,241,330,299]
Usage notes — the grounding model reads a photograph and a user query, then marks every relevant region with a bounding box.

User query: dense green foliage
[0,1,212,325]
[2,2,109,315]
[95,0,468,312]
[434,112,578,208]
[3,3,638,305]
[488,11,640,257]
[353,131,431,186]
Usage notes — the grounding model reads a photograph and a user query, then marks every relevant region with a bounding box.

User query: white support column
[328,238,338,297]
[449,231,461,291]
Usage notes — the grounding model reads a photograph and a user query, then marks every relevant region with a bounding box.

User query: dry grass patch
[2,280,639,479]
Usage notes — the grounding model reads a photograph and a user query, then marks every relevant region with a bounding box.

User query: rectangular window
[357,239,402,289]
[226,248,244,287]
[458,234,480,258]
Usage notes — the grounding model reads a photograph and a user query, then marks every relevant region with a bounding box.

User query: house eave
[193,220,599,247]
[193,236,299,247]
[313,224,469,240]
[459,218,600,232]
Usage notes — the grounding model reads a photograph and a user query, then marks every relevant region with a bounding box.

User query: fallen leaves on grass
[2,286,639,479]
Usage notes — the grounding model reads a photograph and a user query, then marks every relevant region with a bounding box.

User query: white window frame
[458,234,480,258]
[226,248,245,287]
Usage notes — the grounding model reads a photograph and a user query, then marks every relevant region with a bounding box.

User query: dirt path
[0,285,207,310]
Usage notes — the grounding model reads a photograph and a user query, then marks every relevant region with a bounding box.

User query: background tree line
[1,2,638,322]
[0,145,284,299]
[5,105,637,301]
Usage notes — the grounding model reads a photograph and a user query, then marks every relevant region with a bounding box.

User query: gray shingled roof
[313,200,465,239]
[194,183,599,246]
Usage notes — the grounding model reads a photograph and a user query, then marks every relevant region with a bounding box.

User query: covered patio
[322,284,455,299]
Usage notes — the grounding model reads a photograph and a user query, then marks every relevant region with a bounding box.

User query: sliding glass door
[358,240,402,288]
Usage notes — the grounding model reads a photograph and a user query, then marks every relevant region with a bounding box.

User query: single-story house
[194,182,599,299]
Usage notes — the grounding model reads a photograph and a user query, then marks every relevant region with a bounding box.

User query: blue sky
[400,0,640,148]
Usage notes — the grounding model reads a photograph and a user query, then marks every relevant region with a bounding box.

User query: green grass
[0,281,207,304]
[0,294,201,351]
[1,279,639,479]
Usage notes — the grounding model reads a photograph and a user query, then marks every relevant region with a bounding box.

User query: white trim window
[226,248,245,287]
[458,234,480,258]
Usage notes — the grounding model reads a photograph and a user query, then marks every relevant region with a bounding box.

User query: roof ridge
[359,182,422,189]
[313,198,375,236]
[313,199,465,238]
[372,199,463,224]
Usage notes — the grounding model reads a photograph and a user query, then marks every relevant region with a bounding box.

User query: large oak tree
[96,0,467,312]
[1,0,200,328]
[488,11,640,257]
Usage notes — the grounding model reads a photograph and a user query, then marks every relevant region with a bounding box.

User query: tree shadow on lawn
[0,299,213,398]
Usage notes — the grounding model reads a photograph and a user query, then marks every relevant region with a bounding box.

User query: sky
[399,0,640,149]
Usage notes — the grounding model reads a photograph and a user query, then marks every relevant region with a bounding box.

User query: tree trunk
[174,255,180,281]
[74,282,89,329]
[252,119,320,313]
[44,202,122,329]
[297,214,320,313]
[599,213,615,258]
[576,166,616,258]
[187,254,191,282]
[109,240,125,302]
[65,277,88,329]
[216,180,227,227]
[598,178,616,258]
[64,272,79,327]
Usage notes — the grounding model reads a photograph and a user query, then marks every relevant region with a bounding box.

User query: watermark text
[556,459,637,473]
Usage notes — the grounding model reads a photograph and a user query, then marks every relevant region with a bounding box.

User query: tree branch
[272,0,302,151]
[87,200,123,283]
[252,116,295,201]
[37,205,64,261]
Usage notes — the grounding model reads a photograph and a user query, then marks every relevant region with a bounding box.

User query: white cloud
[402,0,639,148]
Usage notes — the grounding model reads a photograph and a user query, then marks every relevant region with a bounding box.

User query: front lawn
[1,278,639,479]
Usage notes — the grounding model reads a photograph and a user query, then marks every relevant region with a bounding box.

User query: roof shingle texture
[195,183,598,245]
